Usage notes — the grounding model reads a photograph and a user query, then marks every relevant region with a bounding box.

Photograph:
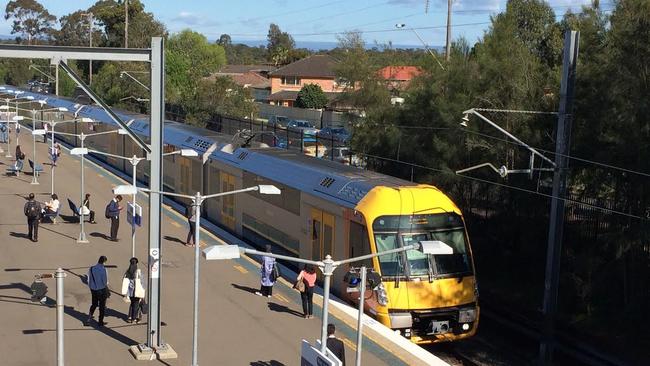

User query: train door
[311,208,335,260]
[220,172,236,231]
[179,156,191,194]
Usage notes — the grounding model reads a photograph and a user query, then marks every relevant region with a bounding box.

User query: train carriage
[12,88,479,344]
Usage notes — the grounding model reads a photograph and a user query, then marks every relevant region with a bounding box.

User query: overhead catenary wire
[357,151,645,220]
[369,123,650,178]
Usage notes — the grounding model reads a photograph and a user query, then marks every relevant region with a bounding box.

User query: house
[267,55,344,107]
[208,64,276,102]
[377,65,422,92]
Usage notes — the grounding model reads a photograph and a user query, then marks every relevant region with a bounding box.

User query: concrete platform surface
[0,128,436,366]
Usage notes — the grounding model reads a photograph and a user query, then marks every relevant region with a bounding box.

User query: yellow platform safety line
[97,174,103,178]
[233,265,248,274]
[341,337,357,352]
[80,155,416,366]
[170,221,181,228]
[274,293,290,303]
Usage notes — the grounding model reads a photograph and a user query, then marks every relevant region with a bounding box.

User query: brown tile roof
[378,66,423,81]
[218,64,277,74]
[269,55,338,78]
[229,72,270,89]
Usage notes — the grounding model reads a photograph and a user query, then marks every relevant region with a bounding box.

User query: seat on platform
[42,207,60,224]
[28,159,43,176]
[6,161,23,176]
[68,198,79,217]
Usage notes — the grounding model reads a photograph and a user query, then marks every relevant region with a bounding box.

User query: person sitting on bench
[43,194,60,215]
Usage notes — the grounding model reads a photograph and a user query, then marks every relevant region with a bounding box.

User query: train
[9,87,479,344]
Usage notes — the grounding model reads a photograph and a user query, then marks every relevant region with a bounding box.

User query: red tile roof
[377,66,422,81]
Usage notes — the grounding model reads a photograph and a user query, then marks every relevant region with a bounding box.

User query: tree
[166,29,226,101]
[217,34,231,47]
[55,10,103,47]
[4,0,56,44]
[190,77,258,124]
[295,84,328,109]
[266,23,294,62]
[91,0,165,48]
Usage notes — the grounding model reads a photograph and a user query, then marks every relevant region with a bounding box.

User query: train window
[243,171,300,215]
[242,213,300,254]
[348,222,372,268]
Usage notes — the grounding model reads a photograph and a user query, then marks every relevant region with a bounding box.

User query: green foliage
[4,0,56,44]
[165,29,226,103]
[90,0,164,48]
[188,77,258,125]
[267,23,295,64]
[295,84,328,109]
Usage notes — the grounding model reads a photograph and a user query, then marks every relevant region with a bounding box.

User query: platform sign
[127,202,142,227]
[300,340,339,366]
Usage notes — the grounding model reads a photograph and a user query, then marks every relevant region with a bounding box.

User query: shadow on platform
[231,283,258,295]
[267,302,303,318]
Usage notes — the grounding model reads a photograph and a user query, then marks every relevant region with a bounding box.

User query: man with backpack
[105,195,123,242]
[24,193,41,242]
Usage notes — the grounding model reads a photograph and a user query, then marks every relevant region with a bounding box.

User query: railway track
[427,304,635,366]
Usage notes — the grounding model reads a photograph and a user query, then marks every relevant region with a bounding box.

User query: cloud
[171,11,220,28]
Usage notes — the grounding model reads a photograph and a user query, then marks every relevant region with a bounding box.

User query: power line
[368,123,650,178]
[358,151,645,220]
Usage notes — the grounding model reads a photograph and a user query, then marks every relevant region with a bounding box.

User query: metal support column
[191,193,201,366]
[146,36,166,351]
[77,134,88,243]
[55,268,66,366]
[319,255,334,354]
[355,266,367,366]
[539,30,579,365]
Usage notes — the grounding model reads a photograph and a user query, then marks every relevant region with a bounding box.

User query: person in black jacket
[106,195,123,241]
[326,324,346,366]
[23,193,41,242]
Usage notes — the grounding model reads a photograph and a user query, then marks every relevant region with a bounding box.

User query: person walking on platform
[87,255,109,327]
[255,245,278,298]
[106,195,123,241]
[14,145,25,171]
[185,203,196,246]
[82,193,96,224]
[121,257,145,323]
[24,193,41,242]
[297,264,317,319]
[326,324,346,366]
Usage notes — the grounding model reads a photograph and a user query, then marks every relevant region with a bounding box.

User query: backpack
[105,202,112,219]
[26,201,39,219]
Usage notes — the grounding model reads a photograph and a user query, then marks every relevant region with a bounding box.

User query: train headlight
[376,282,389,306]
[458,308,477,323]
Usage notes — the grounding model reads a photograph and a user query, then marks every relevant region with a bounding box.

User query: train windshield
[373,213,472,278]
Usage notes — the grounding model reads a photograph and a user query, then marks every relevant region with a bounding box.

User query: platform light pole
[203,240,453,362]
[46,114,92,196]
[30,128,46,184]
[114,183,280,366]
[0,93,35,157]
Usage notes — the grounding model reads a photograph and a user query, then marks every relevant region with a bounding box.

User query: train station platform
[0,127,447,365]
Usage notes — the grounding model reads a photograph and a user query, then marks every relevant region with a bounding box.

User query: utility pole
[445,0,452,62]
[539,30,580,365]
[125,0,129,48]
[81,12,94,85]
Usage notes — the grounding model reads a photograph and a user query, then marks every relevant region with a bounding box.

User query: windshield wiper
[427,254,435,283]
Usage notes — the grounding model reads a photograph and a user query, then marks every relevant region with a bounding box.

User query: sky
[0,0,611,47]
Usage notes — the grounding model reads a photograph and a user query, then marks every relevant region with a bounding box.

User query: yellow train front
[351,185,479,344]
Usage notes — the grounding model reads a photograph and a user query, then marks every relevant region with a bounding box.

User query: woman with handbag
[297,264,317,319]
[255,245,278,298]
[121,257,146,323]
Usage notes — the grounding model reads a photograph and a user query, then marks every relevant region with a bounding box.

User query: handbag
[271,263,280,282]
[293,278,306,292]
